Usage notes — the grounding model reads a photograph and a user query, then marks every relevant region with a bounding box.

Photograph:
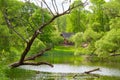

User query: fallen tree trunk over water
[110,53,120,56]
[73,68,100,78]
[84,68,100,74]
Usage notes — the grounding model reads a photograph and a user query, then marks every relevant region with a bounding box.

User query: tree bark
[84,68,100,74]
[10,61,53,68]
[10,47,52,68]
[110,53,120,56]
[18,31,39,64]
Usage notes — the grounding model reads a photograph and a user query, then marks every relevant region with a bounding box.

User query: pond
[19,64,120,77]
[6,47,120,80]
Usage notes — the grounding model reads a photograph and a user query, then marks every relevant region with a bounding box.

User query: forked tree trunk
[3,0,88,68]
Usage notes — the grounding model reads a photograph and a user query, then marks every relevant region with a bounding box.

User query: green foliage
[109,18,120,30]
[83,27,101,41]
[55,16,67,32]
[50,31,64,45]
[70,32,83,48]
[74,47,90,55]
[0,65,9,80]
[95,29,120,56]
[66,1,86,33]
[103,1,120,18]
[28,38,46,55]
[0,25,10,51]
[92,22,101,32]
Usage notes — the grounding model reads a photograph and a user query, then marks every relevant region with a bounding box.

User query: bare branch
[38,0,87,31]
[53,0,59,14]
[41,1,45,24]
[51,0,57,14]
[24,47,51,61]
[42,0,54,16]
[62,2,65,12]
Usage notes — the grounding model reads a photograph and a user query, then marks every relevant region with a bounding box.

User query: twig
[51,0,57,14]
[42,0,54,16]
[53,0,59,14]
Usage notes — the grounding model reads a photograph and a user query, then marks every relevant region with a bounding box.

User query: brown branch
[10,61,53,68]
[10,47,52,68]
[24,47,51,61]
[84,68,100,74]
[23,62,53,67]
[110,54,120,56]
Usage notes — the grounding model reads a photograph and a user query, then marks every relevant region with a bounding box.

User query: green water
[1,46,120,80]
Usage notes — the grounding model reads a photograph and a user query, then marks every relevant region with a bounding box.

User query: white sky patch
[105,0,110,2]
[20,0,90,13]
[20,0,73,13]
[19,0,110,13]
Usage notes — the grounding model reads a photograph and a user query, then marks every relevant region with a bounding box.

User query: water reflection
[19,64,120,77]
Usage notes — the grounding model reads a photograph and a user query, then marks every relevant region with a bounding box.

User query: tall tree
[66,0,86,33]
[0,0,88,68]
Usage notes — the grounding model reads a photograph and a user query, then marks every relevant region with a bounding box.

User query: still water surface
[19,64,120,77]
[14,48,120,80]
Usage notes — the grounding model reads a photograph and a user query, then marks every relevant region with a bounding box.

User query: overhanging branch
[24,47,51,61]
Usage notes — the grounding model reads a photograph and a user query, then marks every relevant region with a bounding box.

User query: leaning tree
[1,0,88,68]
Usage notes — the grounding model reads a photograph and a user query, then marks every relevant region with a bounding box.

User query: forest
[0,0,120,80]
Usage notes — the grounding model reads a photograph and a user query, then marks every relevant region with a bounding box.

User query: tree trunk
[8,0,87,68]
[19,31,39,65]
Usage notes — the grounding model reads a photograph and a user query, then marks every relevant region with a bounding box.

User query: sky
[20,0,74,13]
[20,0,110,13]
